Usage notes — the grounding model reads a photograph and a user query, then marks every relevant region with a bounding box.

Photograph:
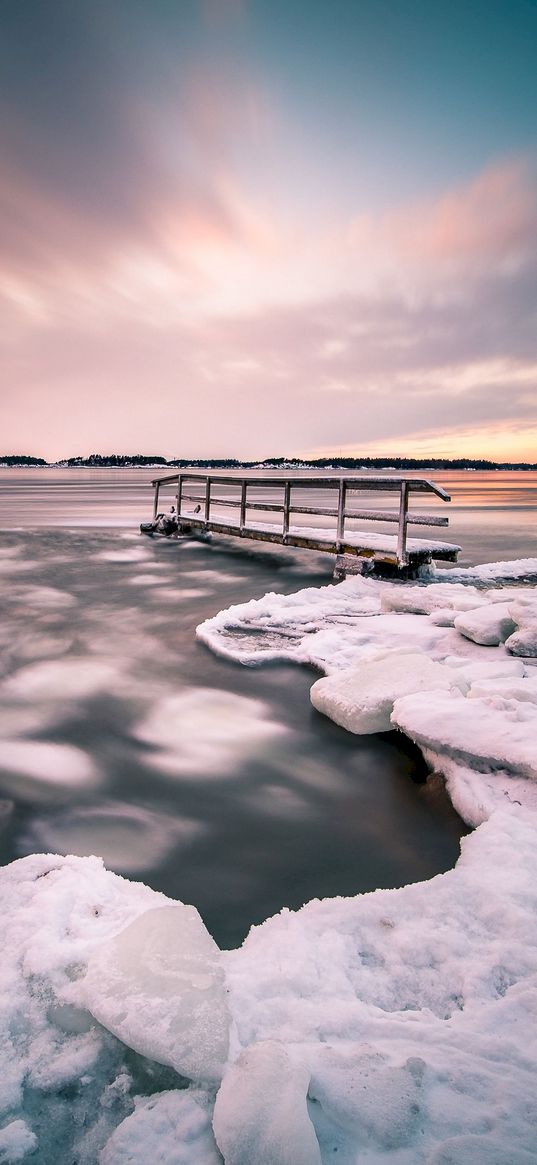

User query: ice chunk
[310,1046,424,1148]
[101,1089,221,1165]
[0,1119,37,1162]
[135,688,287,778]
[505,601,537,657]
[441,657,526,684]
[82,905,230,1084]
[430,558,537,584]
[381,584,485,616]
[468,674,537,705]
[310,652,463,734]
[213,1041,321,1165]
[454,603,517,646]
[392,689,537,778]
[426,751,537,826]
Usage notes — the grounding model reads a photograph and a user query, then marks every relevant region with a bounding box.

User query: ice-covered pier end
[147,471,461,575]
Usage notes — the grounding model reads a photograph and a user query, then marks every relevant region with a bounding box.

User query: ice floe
[100,1090,221,1165]
[2,810,537,1162]
[135,687,288,778]
[212,1041,321,1165]
[2,553,537,1162]
[82,904,230,1085]
[198,559,537,824]
[311,652,464,734]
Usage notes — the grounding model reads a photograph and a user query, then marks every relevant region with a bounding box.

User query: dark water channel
[4,468,533,948]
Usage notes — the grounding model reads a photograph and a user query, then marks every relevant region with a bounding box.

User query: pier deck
[148,472,461,572]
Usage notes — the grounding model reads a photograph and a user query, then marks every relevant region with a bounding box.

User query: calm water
[0,469,535,947]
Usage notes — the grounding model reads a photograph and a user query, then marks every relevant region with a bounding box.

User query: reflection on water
[0,469,534,947]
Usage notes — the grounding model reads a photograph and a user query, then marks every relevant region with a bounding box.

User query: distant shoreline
[1,456,537,471]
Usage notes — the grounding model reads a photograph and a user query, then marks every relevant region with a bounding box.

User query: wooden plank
[397,481,409,565]
[152,472,451,501]
[179,496,448,526]
[240,480,247,531]
[175,515,458,561]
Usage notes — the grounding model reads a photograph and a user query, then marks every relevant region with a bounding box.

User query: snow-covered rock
[82,905,230,1085]
[310,653,463,734]
[212,1041,321,1165]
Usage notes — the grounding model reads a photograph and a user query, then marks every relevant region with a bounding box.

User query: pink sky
[1,1,536,462]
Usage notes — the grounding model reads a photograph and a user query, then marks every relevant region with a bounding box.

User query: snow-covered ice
[213,1041,321,1165]
[311,652,464,734]
[82,905,230,1084]
[100,1090,221,1165]
[2,554,537,1162]
[3,810,537,1162]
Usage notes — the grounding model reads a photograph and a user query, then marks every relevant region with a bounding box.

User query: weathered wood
[152,472,451,501]
[336,479,347,550]
[240,480,247,531]
[175,515,459,563]
[174,495,449,525]
[282,481,291,540]
[397,481,409,565]
[153,481,160,520]
[150,471,458,571]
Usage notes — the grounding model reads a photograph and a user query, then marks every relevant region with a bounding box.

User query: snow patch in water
[21,804,204,873]
[0,740,99,795]
[135,688,288,778]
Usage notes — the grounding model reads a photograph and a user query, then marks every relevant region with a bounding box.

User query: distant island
[1,453,537,471]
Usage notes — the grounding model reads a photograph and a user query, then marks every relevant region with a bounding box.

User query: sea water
[0,468,535,948]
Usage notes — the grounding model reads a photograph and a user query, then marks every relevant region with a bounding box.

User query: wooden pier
[148,472,460,574]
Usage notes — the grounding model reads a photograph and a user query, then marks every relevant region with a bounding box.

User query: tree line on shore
[1,453,537,471]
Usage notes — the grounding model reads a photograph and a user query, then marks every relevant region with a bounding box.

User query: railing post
[240,480,247,532]
[397,481,409,565]
[336,479,347,550]
[282,481,291,540]
[153,481,160,520]
[176,475,182,517]
[204,477,211,523]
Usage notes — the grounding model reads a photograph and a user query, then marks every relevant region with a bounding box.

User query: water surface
[1,469,533,947]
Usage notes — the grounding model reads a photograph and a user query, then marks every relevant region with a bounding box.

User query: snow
[311,653,464,734]
[197,562,537,829]
[212,1041,321,1165]
[81,905,230,1084]
[392,688,537,778]
[3,555,537,1161]
[0,1120,37,1163]
[2,810,537,1161]
[235,519,461,558]
[454,602,517,645]
[100,1090,221,1165]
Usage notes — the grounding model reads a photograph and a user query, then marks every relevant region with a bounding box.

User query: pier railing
[149,473,456,568]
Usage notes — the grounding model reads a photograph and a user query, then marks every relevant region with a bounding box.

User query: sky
[1,0,537,462]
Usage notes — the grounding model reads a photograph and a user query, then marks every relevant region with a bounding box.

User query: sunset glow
[1,1,536,462]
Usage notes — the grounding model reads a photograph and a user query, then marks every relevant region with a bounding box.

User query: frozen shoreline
[2,557,537,1162]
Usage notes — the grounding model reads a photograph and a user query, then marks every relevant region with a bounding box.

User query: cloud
[348,157,537,279]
